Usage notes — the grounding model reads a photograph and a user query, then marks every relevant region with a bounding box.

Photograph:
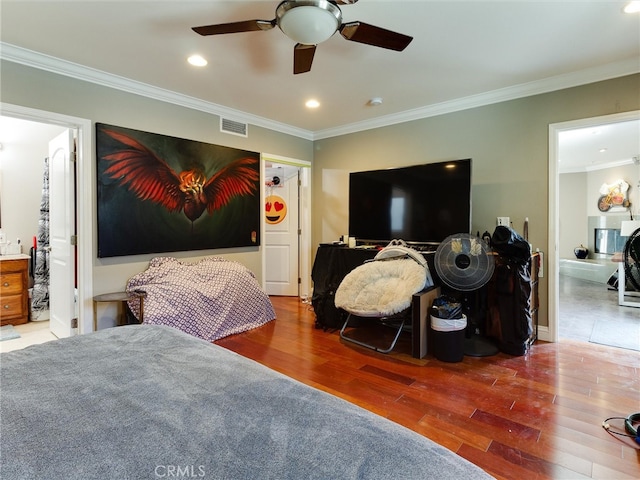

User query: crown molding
[2,42,638,142]
[559,157,635,174]
[0,42,315,141]
[312,57,640,140]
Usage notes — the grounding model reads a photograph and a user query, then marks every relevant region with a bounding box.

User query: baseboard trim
[537,325,552,343]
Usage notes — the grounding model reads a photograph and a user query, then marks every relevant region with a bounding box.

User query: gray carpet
[590,317,640,351]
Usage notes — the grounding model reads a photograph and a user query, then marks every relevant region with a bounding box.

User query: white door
[48,130,76,338]
[265,167,299,296]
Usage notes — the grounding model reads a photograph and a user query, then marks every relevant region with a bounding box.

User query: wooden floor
[217,296,640,480]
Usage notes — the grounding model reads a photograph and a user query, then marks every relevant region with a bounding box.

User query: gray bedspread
[0,325,493,480]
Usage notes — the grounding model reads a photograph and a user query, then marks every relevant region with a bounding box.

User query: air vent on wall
[220,118,248,137]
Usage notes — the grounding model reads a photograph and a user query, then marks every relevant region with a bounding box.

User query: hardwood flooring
[217,296,640,480]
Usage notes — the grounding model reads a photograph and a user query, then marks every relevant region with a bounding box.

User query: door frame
[1,102,93,334]
[261,153,311,299]
[547,109,640,343]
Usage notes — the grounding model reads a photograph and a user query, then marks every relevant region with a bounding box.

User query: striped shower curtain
[31,156,50,321]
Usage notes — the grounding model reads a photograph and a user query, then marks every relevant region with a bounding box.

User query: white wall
[586,163,638,218]
[559,172,588,259]
[0,117,65,254]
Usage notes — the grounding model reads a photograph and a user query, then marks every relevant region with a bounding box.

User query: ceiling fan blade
[192,19,275,36]
[293,44,316,74]
[339,21,412,51]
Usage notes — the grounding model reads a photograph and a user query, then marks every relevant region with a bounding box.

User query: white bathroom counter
[0,254,30,261]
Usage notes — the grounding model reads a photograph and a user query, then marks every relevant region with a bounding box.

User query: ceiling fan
[192,0,413,74]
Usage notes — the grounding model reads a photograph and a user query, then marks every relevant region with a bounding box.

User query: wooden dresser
[0,255,30,326]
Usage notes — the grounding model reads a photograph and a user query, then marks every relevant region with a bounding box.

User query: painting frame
[96,123,261,258]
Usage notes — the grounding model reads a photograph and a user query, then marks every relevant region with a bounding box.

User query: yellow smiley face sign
[265,195,287,224]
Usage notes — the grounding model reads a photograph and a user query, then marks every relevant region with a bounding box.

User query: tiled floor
[0,320,57,353]
[558,273,639,346]
[1,278,637,353]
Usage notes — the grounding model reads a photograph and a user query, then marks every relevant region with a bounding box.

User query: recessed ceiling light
[305,99,320,109]
[599,148,608,153]
[187,54,208,67]
[624,1,640,13]
[368,97,383,106]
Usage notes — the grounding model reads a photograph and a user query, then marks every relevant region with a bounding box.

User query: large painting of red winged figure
[96,123,261,258]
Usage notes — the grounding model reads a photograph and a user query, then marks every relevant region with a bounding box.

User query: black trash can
[431,315,467,362]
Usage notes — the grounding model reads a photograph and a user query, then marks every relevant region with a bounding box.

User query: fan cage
[434,234,495,292]
[624,227,640,291]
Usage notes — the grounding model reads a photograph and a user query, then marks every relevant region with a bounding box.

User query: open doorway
[548,110,640,344]
[1,103,93,335]
[262,154,311,299]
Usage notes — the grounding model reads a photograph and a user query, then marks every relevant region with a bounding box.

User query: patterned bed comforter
[126,256,275,342]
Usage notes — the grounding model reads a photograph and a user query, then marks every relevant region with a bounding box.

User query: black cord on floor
[602,414,640,446]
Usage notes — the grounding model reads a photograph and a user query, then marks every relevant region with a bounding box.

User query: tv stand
[409,243,440,252]
[354,239,440,252]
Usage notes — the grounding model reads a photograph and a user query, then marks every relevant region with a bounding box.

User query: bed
[0,325,494,480]
[125,256,275,341]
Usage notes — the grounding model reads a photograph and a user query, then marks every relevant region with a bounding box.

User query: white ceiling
[558,118,639,173]
[1,1,639,168]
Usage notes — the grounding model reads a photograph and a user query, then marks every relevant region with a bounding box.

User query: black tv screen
[348,159,472,245]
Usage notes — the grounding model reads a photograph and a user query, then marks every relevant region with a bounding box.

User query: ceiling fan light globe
[277,1,341,45]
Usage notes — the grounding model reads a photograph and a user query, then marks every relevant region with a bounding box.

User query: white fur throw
[335,258,427,317]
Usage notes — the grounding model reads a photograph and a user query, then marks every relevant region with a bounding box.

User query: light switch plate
[497,217,510,227]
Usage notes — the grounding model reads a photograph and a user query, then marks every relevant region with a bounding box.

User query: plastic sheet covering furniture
[311,245,378,329]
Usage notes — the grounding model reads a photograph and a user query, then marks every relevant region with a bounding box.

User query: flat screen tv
[348,159,472,245]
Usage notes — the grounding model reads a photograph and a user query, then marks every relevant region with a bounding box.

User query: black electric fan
[624,227,640,292]
[434,233,498,356]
